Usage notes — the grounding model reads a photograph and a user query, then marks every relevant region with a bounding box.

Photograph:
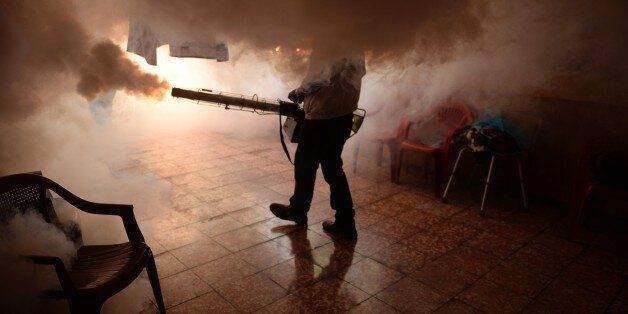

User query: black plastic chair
[0,173,165,313]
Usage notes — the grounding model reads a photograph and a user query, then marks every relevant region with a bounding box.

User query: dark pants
[289,113,355,222]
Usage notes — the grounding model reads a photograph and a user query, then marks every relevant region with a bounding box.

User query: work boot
[269,203,308,226]
[322,219,358,239]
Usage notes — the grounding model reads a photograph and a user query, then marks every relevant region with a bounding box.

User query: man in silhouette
[270,51,365,238]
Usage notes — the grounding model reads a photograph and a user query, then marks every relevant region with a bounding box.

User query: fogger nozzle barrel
[171,87,302,117]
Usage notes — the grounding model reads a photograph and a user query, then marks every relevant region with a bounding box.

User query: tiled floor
[112,132,627,313]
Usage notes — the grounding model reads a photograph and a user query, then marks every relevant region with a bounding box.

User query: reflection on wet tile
[311,242,364,274]
[306,203,335,225]
[273,229,332,254]
[263,256,323,291]
[250,217,301,239]
[215,273,287,312]
[344,258,403,294]
[236,241,294,269]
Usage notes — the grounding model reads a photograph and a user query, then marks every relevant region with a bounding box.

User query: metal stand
[479,155,496,216]
[442,147,468,200]
[442,147,528,216]
[516,155,529,211]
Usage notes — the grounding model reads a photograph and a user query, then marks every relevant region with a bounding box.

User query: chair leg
[390,147,402,183]
[479,155,496,217]
[569,186,593,241]
[390,149,397,182]
[395,149,404,183]
[516,156,529,211]
[442,147,467,201]
[376,142,384,167]
[146,254,166,314]
[353,143,360,174]
[434,153,444,199]
[423,156,430,178]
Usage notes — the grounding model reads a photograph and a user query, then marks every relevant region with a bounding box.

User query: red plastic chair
[391,104,474,197]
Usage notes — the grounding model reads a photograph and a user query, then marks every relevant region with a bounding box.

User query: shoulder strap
[279,114,294,164]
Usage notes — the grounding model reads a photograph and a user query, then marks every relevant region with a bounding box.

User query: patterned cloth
[455,118,520,156]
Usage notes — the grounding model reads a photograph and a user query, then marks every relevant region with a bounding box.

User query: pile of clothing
[454,117,520,160]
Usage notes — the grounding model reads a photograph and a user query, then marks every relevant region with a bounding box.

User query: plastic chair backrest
[0,171,57,223]
[396,120,413,141]
[435,103,474,128]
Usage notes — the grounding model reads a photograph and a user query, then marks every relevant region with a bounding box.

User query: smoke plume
[0,0,167,122]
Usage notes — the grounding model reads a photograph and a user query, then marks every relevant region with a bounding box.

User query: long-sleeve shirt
[295,55,366,120]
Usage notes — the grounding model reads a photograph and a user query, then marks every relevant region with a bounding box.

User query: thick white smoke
[0,210,77,312]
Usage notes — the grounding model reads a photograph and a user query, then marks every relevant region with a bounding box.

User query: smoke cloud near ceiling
[137,0,487,65]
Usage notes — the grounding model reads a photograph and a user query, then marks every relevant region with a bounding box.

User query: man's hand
[288,89,305,103]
